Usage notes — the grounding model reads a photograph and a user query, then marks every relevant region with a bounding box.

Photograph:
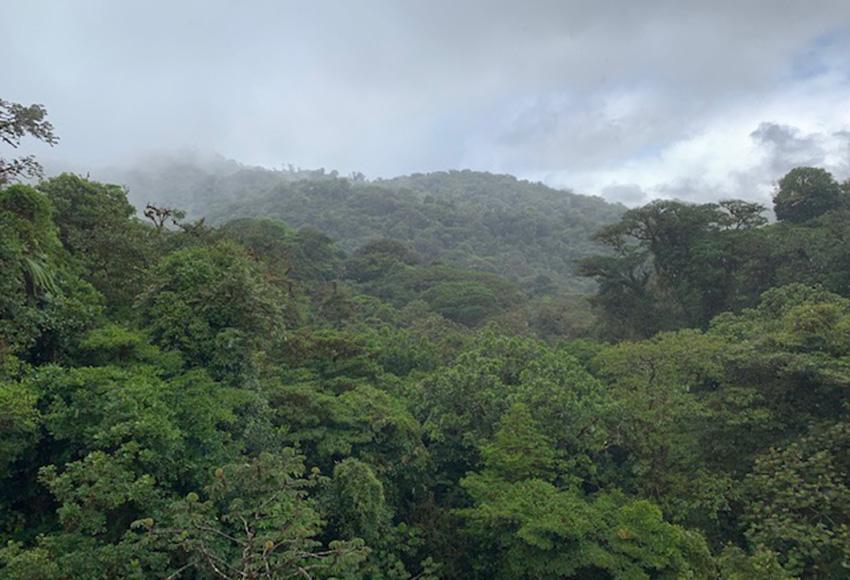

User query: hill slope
[99,154,624,293]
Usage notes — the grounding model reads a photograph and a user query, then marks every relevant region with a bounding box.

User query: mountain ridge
[94,154,624,293]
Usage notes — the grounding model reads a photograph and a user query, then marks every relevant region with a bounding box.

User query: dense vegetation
[2,101,850,578]
[579,169,850,339]
[104,154,625,294]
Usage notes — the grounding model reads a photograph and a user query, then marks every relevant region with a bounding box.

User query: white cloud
[533,68,850,205]
[3,0,850,204]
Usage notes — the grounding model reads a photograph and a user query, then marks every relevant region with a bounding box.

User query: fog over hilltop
[5,0,850,206]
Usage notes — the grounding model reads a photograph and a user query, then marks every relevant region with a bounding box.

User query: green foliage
[457,392,715,577]
[40,449,160,539]
[415,333,611,493]
[142,451,367,579]
[596,333,717,484]
[709,284,850,431]
[328,458,390,545]
[0,184,102,361]
[742,423,850,577]
[346,239,420,284]
[4,154,850,578]
[112,160,624,294]
[0,99,58,185]
[74,323,171,367]
[31,365,245,488]
[0,380,38,472]
[269,378,428,508]
[774,167,845,223]
[221,218,345,285]
[529,294,596,340]
[459,478,712,579]
[421,281,500,326]
[479,403,557,482]
[717,545,796,579]
[37,174,155,314]
[580,199,751,337]
[580,168,850,341]
[138,242,285,383]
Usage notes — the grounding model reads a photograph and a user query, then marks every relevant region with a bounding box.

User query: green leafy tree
[138,242,285,384]
[421,281,501,326]
[346,239,419,284]
[717,545,796,579]
[458,406,713,579]
[0,99,58,186]
[327,458,390,545]
[141,451,367,579]
[0,379,39,474]
[0,185,101,361]
[718,199,769,230]
[593,331,722,510]
[774,167,844,224]
[741,423,850,578]
[0,452,169,579]
[324,458,430,578]
[416,333,613,497]
[709,284,850,431]
[270,378,428,510]
[478,403,557,483]
[580,199,745,337]
[37,174,156,313]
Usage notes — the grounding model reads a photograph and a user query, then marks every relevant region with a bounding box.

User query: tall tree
[773,167,844,223]
[0,99,58,186]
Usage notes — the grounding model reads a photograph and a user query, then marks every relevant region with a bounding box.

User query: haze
[4,0,850,205]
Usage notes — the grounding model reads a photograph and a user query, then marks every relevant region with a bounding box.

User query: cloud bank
[4,0,850,204]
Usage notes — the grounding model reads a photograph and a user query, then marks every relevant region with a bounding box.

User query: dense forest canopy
[2,100,850,579]
[579,171,850,339]
[100,154,625,294]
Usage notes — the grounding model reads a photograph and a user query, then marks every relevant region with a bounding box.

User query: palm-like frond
[21,255,59,297]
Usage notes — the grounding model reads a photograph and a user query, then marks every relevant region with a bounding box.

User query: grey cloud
[830,130,850,176]
[654,178,721,204]
[617,122,850,207]
[3,0,850,196]
[746,123,850,191]
[472,86,699,174]
[750,122,828,175]
[599,183,649,205]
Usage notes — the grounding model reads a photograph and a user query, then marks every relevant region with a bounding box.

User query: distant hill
[97,153,625,293]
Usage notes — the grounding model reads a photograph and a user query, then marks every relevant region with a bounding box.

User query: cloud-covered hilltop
[94,152,625,294]
[6,1,850,205]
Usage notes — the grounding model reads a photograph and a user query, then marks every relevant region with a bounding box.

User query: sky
[4,0,850,206]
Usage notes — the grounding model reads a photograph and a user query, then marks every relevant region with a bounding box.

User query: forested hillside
[100,155,625,293]
[3,100,850,578]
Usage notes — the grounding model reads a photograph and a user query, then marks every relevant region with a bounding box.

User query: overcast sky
[4,0,850,205]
